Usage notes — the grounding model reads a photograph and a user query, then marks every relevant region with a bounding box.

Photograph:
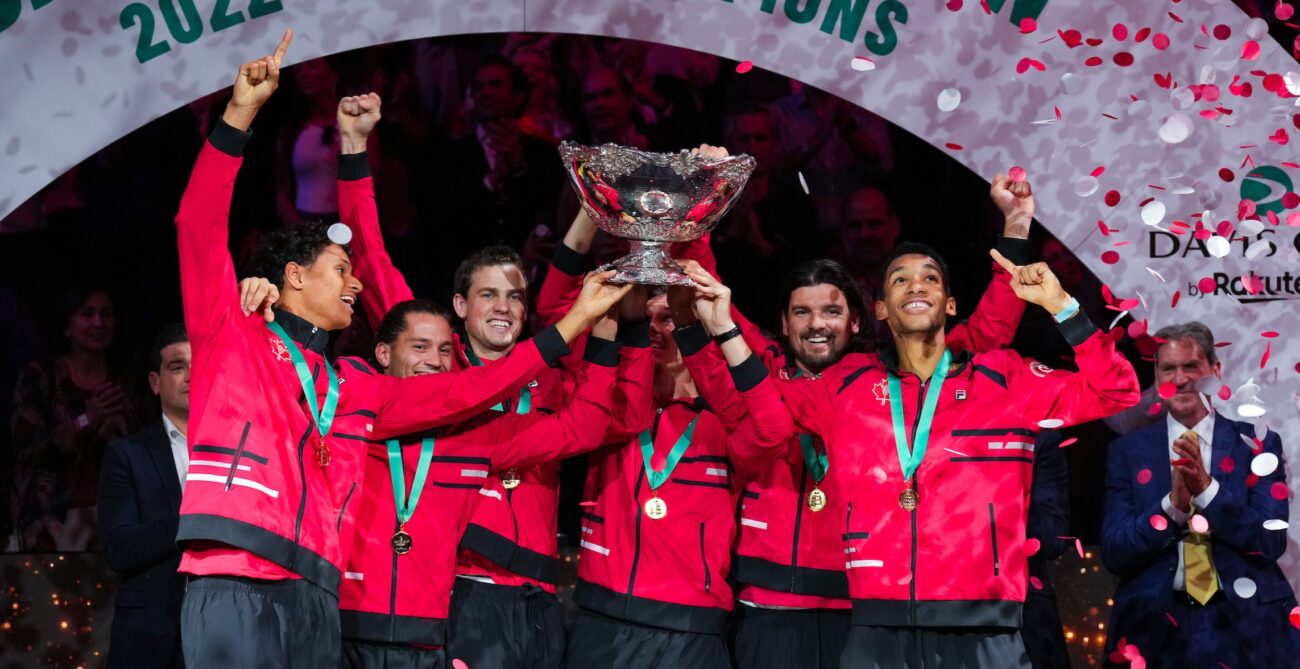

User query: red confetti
[1153,33,1171,50]
[1127,319,1147,338]
[1201,84,1221,102]
[1091,165,1106,177]
[1171,291,1181,308]
[1116,298,1140,311]
[1101,250,1120,265]
[1242,40,1262,61]
[1135,27,1151,43]
[1272,481,1289,500]
[651,453,667,470]
[1218,384,1232,401]
[1198,277,1217,293]
[1279,2,1296,21]
[1098,220,1112,236]
[1219,168,1236,182]
[1009,166,1027,182]
[1165,611,1179,627]
[1213,24,1232,40]
[1019,17,1037,33]
[1287,211,1300,226]
[1085,56,1104,67]
[1263,330,1279,338]
[1220,455,1235,474]
[1247,473,1260,487]
[1059,29,1083,48]
[1260,341,1272,368]
[1114,52,1134,67]
[1169,11,1183,23]
[1016,57,1046,74]
[1074,537,1085,558]
[1244,273,1264,294]
[1154,72,1173,88]
[1113,23,1128,40]
[453,661,469,669]
[1105,190,1122,207]
[1291,605,1300,629]
[1137,468,1153,484]
[1157,382,1177,399]
[1283,192,1300,209]
[945,142,963,150]
[946,0,963,10]
[1150,514,1169,531]
[1025,537,1041,555]
[1060,437,1078,448]
[1054,106,1062,121]
[1030,575,1043,590]
[1264,73,1287,94]
[1085,37,1104,47]
[735,60,754,74]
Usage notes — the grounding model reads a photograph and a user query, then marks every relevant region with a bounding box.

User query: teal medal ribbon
[638,415,699,519]
[464,345,531,488]
[887,348,952,511]
[386,437,435,555]
[267,321,339,467]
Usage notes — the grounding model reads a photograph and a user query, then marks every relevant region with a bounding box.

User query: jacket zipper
[988,502,1000,576]
[389,518,400,640]
[908,380,926,627]
[624,408,665,615]
[788,460,809,592]
[223,421,253,490]
[699,522,711,592]
[336,481,357,532]
[291,424,313,567]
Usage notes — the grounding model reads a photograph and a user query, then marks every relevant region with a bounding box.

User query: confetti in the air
[1233,577,1257,599]
[1190,514,1209,533]
[327,223,353,245]
[1159,113,1195,143]
[1150,514,1168,531]
[1136,468,1153,484]
[937,87,962,112]
[1141,200,1167,225]
[1264,519,1290,530]
[1251,451,1280,476]
[735,60,754,74]
[850,56,875,72]
[1037,418,1064,429]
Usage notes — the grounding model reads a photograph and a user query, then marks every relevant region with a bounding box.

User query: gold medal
[316,437,331,467]
[899,488,919,511]
[501,469,521,490]
[807,487,827,512]
[392,526,412,555]
[644,494,668,520]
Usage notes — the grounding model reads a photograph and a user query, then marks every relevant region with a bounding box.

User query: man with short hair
[580,68,651,148]
[99,324,191,669]
[173,36,623,668]
[1101,321,1298,669]
[779,241,1139,667]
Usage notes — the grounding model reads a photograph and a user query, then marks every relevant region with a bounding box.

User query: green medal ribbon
[799,434,828,484]
[386,437,435,527]
[464,346,532,414]
[887,348,952,482]
[638,415,700,490]
[267,321,339,442]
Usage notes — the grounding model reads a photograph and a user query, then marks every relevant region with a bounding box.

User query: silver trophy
[559,141,757,285]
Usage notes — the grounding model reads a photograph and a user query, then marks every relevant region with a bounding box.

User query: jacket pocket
[223,421,253,490]
[988,502,1000,576]
[337,481,358,532]
[699,521,711,593]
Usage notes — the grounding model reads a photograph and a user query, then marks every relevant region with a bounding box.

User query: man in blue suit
[98,324,190,668]
[1101,321,1298,669]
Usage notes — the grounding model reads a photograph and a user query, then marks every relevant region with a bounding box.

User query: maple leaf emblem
[872,378,890,405]
[269,336,291,363]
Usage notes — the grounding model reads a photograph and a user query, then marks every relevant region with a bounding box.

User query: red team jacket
[337,338,625,645]
[779,315,1139,628]
[174,124,570,593]
[695,237,1032,609]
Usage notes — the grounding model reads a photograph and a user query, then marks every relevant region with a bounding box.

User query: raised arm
[336,93,416,330]
[178,30,292,343]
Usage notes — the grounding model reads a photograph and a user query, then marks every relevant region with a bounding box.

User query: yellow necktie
[1181,430,1218,604]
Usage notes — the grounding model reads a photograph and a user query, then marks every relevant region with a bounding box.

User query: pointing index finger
[272,28,293,67]
[989,248,1017,273]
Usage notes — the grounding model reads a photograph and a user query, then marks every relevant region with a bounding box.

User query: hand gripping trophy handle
[558,141,757,286]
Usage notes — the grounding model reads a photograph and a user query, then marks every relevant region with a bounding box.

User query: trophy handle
[599,240,694,286]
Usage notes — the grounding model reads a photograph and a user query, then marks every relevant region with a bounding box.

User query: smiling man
[777,242,1139,667]
[1101,322,1298,669]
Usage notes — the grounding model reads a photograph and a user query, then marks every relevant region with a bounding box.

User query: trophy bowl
[559,141,757,285]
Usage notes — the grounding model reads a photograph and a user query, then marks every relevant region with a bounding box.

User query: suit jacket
[1101,415,1298,668]
[1024,430,1070,669]
[98,419,186,669]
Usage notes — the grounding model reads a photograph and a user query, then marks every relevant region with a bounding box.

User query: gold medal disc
[899,488,919,511]
[807,487,827,512]
[501,470,521,490]
[391,529,412,555]
[644,496,668,520]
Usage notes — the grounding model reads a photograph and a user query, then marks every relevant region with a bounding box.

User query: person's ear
[284,263,306,291]
[453,294,468,320]
[148,371,161,396]
[875,300,887,321]
[375,342,392,370]
[945,297,957,317]
[780,312,789,338]
[850,313,861,335]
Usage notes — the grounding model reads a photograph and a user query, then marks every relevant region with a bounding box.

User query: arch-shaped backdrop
[3,0,1298,591]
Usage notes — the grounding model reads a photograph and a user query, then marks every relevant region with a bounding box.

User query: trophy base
[599,241,694,286]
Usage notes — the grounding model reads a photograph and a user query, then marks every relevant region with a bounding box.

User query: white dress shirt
[161,413,189,492]
[1159,411,1221,591]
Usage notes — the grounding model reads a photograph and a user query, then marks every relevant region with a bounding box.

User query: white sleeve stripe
[580,540,610,556]
[185,473,279,498]
[190,460,252,472]
[740,518,768,530]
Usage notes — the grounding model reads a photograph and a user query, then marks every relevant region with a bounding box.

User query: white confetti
[1141,200,1166,226]
[850,56,875,72]
[937,87,962,112]
[1263,519,1289,531]
[1145,266,1166,283]
[943,447,970,457]
[1238,402,1266,419]
[1108,310,1129,330]
[1037,419,1064,429]
[1075,175,1099,197]
[1170,87,1196,110]
[1127,99,1151,120]
[797,171,809,194]
[1250,451,1279,476]
[1060,72,1084,95]
[1239,218,1265,236]
[1205,235,1231,258]
[1194,376,1223,396]
[1245,239,1272,260]
[1286,72,1300,96]
[327,223,353,245]
[1159,114,1194,144]
[1236,379,1260,402]
[1232,577,1257,599]
[1172,186,1196,195]
[1245,18,1270,40]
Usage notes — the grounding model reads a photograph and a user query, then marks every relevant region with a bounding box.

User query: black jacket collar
[271,308,330,355]
[878,345,973,378]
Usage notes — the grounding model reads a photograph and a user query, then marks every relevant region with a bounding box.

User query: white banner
[3,0,1298,591]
